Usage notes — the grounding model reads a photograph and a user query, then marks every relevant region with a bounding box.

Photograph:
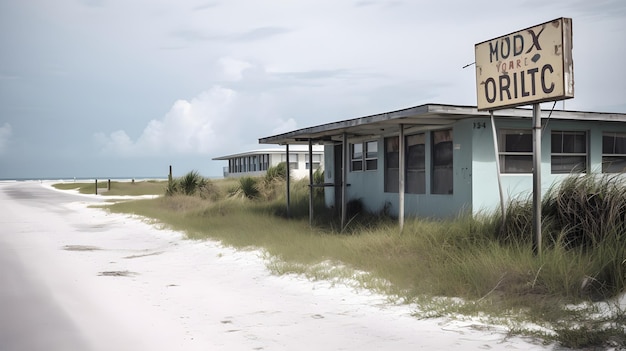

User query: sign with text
[475,17,574,111]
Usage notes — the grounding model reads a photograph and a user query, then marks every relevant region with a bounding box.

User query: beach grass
[96,171,626,349]
[52,179,167,196]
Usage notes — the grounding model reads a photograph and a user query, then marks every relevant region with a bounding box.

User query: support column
[398,124,405,232]
[490,111,506,225]
[286,144,291,218]
[341,133,348,230]
[532,104,542,256]
[308,139,314,227]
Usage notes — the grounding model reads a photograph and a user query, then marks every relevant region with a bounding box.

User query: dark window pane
[407,144,425,170]
[602,156,626,173]
[433,141,453,166]
[603,134,615,154]
[406,170,425,194]
[432,130,453,194]
[366,159,377,170]
[504,132,532,152]
[386,137,399,152]
[551,156,587,173]
[563,132,586,153]
[385,137,399,193]
[501,155,533,173]
[385,168,399,193]
[616,135,626,154]
[606,133,626,155]
[406,132,426,193]
[551,132,563,153]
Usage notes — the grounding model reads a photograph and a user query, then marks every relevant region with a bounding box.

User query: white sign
[475,18,574,111]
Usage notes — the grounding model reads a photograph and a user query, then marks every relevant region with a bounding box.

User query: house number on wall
[473,122,487,129]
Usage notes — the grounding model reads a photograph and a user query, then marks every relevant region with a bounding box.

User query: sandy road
[0,181,551,351]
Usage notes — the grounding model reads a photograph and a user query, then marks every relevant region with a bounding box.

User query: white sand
[0,181,557,350]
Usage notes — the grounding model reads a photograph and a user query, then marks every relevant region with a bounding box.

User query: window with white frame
[406,133,426,194]
[365,141,378,170]
[280,153,298,170]
[551,130,587,174]
[351,141,378,171]
[498,129,533,173]
[432,129,453,194]
[351,143,363,171]
[602,132,626,173]
[305,154,322,170]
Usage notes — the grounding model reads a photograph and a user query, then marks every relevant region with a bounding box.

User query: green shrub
[313,168,325,197]
[165,170,221,200]
[179,170,205,196]
[197,178,221,201]
[543,174,626,249]
[165,178,178,196]
[239,176,260,199]
[265,162,288,182]
[495,173,626,300]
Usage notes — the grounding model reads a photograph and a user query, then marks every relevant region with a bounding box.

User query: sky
[1,0,625,179]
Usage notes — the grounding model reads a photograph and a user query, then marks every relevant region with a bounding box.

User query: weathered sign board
[475,17,574,111]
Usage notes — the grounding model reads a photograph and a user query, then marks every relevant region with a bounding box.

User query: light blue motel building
[259,104,626,219]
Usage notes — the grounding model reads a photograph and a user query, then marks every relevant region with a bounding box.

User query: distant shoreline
[0,175,223,182]
[0,177,168,182]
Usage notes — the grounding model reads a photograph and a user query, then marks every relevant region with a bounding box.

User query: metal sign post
[532,103,542,256]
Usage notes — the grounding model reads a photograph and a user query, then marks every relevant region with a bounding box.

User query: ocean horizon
[0,175,224,182]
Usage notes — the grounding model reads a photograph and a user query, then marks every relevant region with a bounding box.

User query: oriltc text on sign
[475,17,574,111]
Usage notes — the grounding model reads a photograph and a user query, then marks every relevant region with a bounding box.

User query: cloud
[234,26,291,42]
[192,2,218,11]
[218,57,253,81]
[95,86,237,157]
[0,123,12,154]
[171,26,291,43]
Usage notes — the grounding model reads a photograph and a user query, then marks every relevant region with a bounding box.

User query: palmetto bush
[238,176,260,199]
[179,170,205,196]
[165,170,221,200]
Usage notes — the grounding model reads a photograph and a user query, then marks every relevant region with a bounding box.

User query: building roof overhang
[258,103,626,145]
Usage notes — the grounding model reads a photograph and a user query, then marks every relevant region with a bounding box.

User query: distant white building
[213,145,324,179]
